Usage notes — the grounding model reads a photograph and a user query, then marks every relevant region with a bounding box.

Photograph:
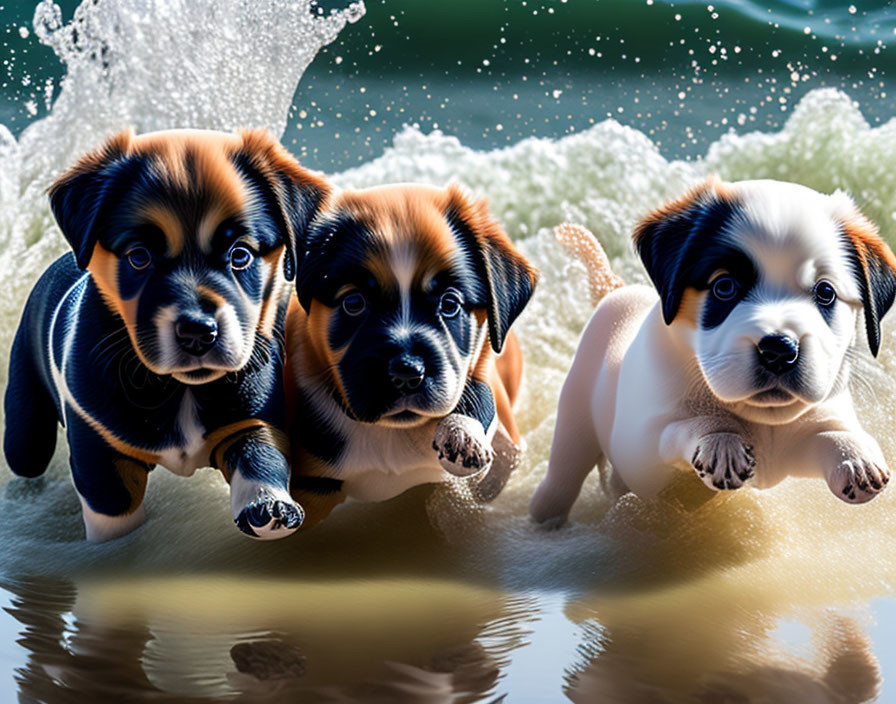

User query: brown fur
[56,128,329,374]
[841,213,896,279]
[839,210,896,356]
[285,184,532,527]
[113,458,151,515]
[343,185,470,293]
[632,175,734,251]
[43,128,331,534]
[288,184,527,419]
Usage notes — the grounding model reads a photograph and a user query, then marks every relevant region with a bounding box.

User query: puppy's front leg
[808,430,890,504]
[66,413,153,542]
[216,429,304,539]
[660,417,755,491]
[433,379,496,478]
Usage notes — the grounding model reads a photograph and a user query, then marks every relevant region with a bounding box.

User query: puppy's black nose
[388,354,425,392]
[175,314,218,356]
[757,334,799,374]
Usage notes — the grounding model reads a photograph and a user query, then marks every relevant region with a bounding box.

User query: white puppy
[531,177,896,525]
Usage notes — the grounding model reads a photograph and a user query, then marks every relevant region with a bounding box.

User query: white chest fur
[334,419,450,501]
[157,391,207,476]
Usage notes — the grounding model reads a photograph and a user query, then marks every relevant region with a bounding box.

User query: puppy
[284,184,537,528]
[531,177,896,525]
[3,128,329,541]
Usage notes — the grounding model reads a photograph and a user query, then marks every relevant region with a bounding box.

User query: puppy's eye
[711,275,738,301]
[814,280,837,307]
[438,290,464,318]
[126,246,152,271]
[230,246,253,271]
[342,292,366,316]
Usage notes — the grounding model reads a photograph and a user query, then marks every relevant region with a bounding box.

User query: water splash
[0,0,364,363]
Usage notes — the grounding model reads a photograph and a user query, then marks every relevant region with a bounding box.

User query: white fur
[154,268,262,380]
[153,304,181,371]
[434,413,497,477]
[156,391,206,476]
[531,180,890,525]
[301,373,451,500]
[229,471,300,540]
[78,494,146,542]
[289,298,497,502]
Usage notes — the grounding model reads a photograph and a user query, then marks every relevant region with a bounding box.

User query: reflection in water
[0,472,887,702]
[0,561,885,702]
[1,572,515,702]
[5,577,180,703]
[566,591,881,703]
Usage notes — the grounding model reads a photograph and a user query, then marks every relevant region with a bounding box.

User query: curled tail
[554,223,625,307]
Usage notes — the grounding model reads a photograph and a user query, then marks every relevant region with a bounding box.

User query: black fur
[444,206,535,352]
[635,191,744,325]
[288,188,535,527]
[699,255,758,329]
[49,152,147,269]
[230,152,326,283]
[841,229,896,357]
[453,378,497,433]
[4,254,293,519]
[296,213,487,424]
[5,132,326,537]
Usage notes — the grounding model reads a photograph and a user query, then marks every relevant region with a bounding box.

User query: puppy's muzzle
[175,313,218,356]
[757,334,799,375]
[388,353,425,393]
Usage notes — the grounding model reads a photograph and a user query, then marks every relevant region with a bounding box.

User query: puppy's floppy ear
[234,129,331,281]
[444,185,538,352]
[294,213,368,314]
[840,211,896,357]
[633,176,735,324]
[48,129,135,269]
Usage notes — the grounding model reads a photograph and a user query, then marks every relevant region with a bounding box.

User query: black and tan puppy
[3,128,329,541]
[284,184,537,528]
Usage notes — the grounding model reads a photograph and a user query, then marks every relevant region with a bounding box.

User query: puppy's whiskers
[87,326,131,364]
[845,347,887,403]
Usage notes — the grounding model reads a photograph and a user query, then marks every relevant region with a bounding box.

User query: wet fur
[531,178,896,525]
[285,184,536,528]
[3,128,329,541]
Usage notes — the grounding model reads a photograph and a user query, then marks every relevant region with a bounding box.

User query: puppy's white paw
[235,489,304,539]
[231,473,303,540]
[691,433,755,491]
[829,457,890,504]
[433,415,495,478]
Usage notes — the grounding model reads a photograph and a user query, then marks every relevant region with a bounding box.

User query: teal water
[1,1,896,702]
[2,1,894,168]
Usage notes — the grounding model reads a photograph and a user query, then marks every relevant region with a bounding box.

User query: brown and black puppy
[284,184,537,528]
[3,128,329,541]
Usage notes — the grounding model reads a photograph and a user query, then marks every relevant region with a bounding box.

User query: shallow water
[1,1,896,702]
